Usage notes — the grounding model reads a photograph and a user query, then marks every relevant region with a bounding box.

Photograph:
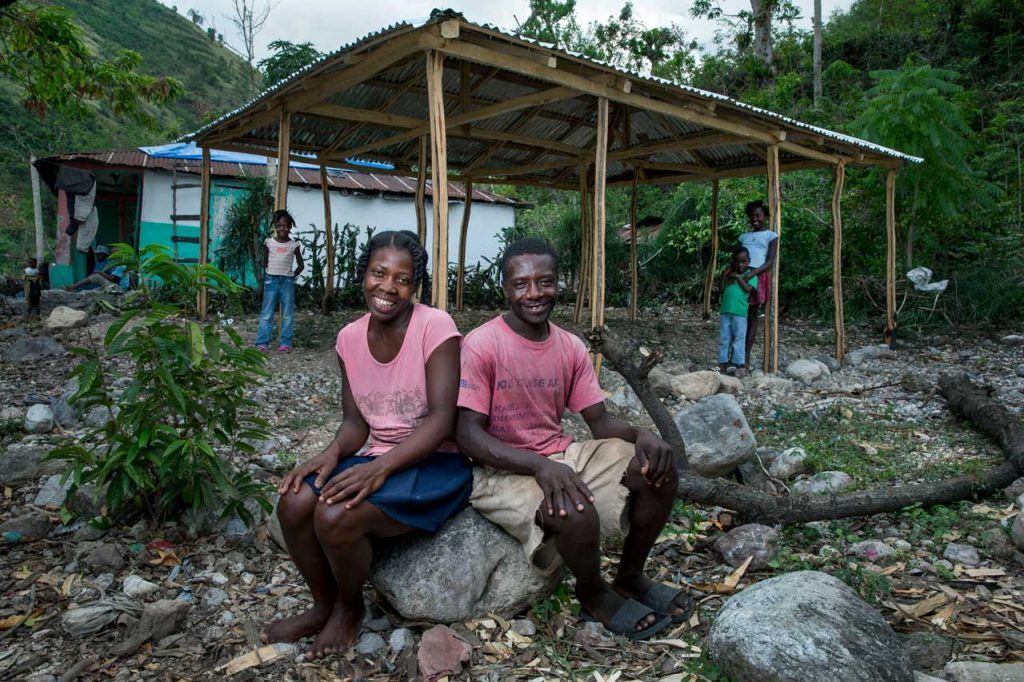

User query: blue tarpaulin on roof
[138,142,393,172]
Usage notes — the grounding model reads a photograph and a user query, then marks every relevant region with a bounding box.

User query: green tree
[853,60,996,268]
[258,39,323,87]
[516,0,582,47]
[0,3,184,122]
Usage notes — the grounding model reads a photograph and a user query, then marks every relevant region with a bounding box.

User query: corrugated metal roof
[38,149,526,206]
[179,10,921,185]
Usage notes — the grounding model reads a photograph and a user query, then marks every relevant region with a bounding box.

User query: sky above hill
[162,0,853,64]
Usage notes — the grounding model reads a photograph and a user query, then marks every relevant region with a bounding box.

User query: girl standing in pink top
[264,230,469,658]
[255,210,304,353]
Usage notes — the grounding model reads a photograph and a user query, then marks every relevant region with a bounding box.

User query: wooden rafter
[329,85,580,161]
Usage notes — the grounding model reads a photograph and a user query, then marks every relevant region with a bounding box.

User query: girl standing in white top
[255,210,304,352]
[737,200,778,367]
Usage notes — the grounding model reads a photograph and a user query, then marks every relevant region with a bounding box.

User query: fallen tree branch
[592,326,1023,525]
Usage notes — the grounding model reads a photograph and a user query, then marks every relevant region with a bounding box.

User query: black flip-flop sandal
[640,583,695,624]
[579,598,673,641]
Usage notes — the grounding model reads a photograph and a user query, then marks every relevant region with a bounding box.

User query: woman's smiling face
[363,245,416,322]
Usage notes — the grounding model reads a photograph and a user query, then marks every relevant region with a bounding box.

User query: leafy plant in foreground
[49,244,272,525]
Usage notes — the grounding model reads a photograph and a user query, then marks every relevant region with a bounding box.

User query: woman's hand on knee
[279,450,339,495]
[319,458,390,509]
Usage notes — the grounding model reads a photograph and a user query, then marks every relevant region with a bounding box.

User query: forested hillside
[0,0,254,259]
[504,0,1024,329]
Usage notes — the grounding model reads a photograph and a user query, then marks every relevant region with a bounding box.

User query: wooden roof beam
[326,84,582,160]
[200,31,425,145]
[438,36,861,166]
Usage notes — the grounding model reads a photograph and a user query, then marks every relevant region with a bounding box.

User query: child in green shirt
[719,247,757,375]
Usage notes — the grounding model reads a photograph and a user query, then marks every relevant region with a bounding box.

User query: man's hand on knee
[633,429,675,488]
[534,458,594,517]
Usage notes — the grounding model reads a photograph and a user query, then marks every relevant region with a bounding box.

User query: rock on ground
[767,447,808,480]
[785,359,830,385]
[1011,514,1024,552]
[674,393,756,477]
[791,471,854,496]
[23,404,54,434]
[81,542,125,574]
[901,631,954,671]
[372,508,563,622]
[0,510,52,541]
[44,305,89,330]
[649,368,721,401]
[33,474,72,508]
[3,336,66,363]
[714,524,779,570]
[848,540,895,563]
[943,542,981,566]
[0,444,64,484]
[709,570,912,682]
[944,661,1024,681]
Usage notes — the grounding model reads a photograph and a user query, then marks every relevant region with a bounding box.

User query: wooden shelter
[183,10,920,371]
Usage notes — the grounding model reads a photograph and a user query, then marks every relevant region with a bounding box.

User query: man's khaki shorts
[470,438,635,571]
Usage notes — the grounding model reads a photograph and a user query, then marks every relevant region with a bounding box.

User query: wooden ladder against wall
[170,163,202,263]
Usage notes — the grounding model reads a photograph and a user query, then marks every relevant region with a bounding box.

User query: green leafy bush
[49,244,272,524]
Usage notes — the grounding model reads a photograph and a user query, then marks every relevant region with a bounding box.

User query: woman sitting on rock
[264,230,470,657]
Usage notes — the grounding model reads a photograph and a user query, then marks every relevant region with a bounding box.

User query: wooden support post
[320,163,334,315]
[702,179,720,319]
[198,146,211,321]
[628,168,639,321]
[415,135,427,245]
[455,181,473,311]
[592,97,609,372]
[885,168,897,347]
[426,51,450,311]
[832,161,845,361]
[573,162,590,324]
[275,108,291,210]
[765,144,782,373]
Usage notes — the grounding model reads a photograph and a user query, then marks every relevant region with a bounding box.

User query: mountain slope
[0,0,255,262]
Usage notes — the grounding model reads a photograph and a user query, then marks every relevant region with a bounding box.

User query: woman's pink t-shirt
[335,303,461,456]
[457,315,605,456]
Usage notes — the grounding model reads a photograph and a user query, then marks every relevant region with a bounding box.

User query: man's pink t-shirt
[336,303,461,456]
[458,315,605,456]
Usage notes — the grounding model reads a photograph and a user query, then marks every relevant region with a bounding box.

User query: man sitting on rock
[456,237,693,640]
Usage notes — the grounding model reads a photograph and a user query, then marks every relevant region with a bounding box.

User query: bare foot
[309,602,363,658]
[579,585,659,632]
[613,575,693,619]
[261,604,332,644]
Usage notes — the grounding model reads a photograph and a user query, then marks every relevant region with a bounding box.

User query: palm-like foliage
[49,244,272,525]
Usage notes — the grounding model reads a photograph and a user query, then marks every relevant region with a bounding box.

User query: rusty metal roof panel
[37,149,526,205]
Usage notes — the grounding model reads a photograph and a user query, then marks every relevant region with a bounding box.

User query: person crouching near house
[65,245,130,292]
[456,237,694,641]
[255,209,304,353]
[265,230,471,657]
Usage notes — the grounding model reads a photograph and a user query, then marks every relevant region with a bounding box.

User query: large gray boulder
[0,444,64,484]
[3,336,66,363]
[674,393,756,476]
[371,507,563,622]
[710,571,912,682]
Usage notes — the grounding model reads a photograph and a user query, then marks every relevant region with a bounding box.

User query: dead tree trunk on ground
[592,326,1023,525]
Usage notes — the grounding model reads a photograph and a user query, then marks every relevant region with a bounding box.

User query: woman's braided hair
[354,230,432,304]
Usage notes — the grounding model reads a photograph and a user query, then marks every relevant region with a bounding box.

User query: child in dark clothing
[719,247,757,375]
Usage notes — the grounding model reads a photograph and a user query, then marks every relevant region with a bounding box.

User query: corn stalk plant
[49,244,272,525]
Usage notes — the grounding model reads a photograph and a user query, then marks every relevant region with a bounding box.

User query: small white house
[36,144,525,287]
